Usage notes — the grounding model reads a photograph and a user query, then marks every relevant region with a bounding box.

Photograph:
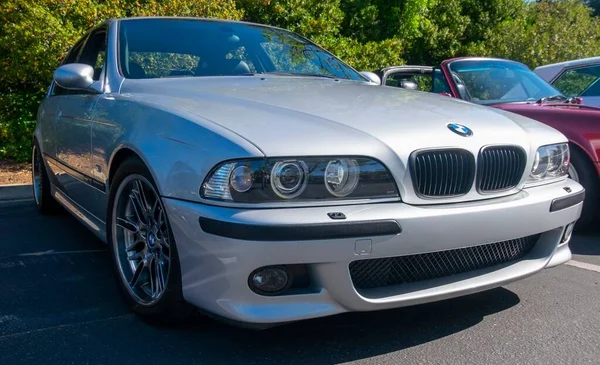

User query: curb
[0,184,33,202]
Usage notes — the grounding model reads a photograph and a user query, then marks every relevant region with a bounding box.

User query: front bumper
[163,179,583,324]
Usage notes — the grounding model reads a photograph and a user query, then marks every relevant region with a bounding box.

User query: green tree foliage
[482,0,600,68]
[237,0,344,38]
[318,36,404,71]
[0,93,39,162]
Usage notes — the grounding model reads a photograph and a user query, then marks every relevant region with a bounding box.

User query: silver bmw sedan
[33,17,583,327]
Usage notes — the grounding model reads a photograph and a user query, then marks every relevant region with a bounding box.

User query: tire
[568,147,598,229]
[107,157,193,324]
[32,141,61,214]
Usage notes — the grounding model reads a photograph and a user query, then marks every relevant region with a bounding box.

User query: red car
[377,58,600,227]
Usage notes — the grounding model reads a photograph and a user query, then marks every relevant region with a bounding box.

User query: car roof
[534,56,600,82]
[535,56,600,71]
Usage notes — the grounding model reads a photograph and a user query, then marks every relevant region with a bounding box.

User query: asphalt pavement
[1,199,599,365]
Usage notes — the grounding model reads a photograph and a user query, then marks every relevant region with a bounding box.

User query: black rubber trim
[199,217,401,241]
[44,153,106,192]
[550,190,585,212]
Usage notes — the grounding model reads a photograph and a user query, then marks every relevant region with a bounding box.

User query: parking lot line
[565,260,600,273]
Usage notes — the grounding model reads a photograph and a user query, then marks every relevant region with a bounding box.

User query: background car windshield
[118,19,364,81]
[448,60,563,105]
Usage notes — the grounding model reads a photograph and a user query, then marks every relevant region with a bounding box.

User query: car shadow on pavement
[0,200,521,364]
[160,287,521,364]
[570,225,600,256]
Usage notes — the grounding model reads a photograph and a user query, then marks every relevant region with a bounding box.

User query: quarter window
[553,65,600,97]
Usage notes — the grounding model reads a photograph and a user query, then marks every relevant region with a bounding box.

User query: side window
[78,28,107,81]
[582,78,600,97]
[63,41,85,65]
[52,28,106,96]
[52,38,86,96]
[432,68,452,94]
[553,65,600,97]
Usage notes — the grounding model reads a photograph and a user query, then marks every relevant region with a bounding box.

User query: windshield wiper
[536,94,568,104]
[260,72,338,79]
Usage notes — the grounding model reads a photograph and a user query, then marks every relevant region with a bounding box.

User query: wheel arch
[569,140,597,172]
[107,146,162,195]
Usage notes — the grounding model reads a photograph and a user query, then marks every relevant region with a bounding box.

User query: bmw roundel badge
[447,123,473,137]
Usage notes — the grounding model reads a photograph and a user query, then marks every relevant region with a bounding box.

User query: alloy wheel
[112,175,171,306]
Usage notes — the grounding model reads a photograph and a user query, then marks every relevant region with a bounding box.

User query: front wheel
[568,148,598,229]
[107,158,193,323]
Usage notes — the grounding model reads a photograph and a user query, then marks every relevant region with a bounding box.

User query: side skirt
[52,185,107,243]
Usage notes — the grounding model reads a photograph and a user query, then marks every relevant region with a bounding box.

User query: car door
[38,38,87,160]
[551,64,600,107]
[49,27,107,216]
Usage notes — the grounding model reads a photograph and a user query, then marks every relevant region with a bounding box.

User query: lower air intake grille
[349,235,540,290]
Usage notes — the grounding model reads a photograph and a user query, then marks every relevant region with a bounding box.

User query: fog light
[250,266,290,295]
[561,222,575,243]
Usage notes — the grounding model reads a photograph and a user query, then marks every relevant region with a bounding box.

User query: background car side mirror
[53,63,99,92]
[359,71,382,85]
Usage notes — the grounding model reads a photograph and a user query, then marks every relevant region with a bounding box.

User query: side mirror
[53,63,97,92]
[359,71,382,85]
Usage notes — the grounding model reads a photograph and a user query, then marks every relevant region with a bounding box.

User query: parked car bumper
[163,179,583,325]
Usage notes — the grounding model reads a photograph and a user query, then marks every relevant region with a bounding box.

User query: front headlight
[201,157,398,203]
[528,143,570,181]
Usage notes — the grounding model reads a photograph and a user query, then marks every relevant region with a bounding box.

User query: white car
[33,17,583,327]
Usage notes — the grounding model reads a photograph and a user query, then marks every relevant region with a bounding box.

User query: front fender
[94,95,263,202]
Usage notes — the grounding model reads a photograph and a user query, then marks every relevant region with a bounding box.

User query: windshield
[118,18,364,81]
[447,60,563,105]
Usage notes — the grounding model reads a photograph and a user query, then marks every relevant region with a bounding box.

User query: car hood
[491,102,600,143]
[120,76,564,159]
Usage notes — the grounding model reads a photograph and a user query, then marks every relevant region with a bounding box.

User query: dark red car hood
[491,102,600,128]
[492,102,600,168]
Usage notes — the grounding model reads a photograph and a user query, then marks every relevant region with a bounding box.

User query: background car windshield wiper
[536,94,568,104]
[260,72,338,79]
